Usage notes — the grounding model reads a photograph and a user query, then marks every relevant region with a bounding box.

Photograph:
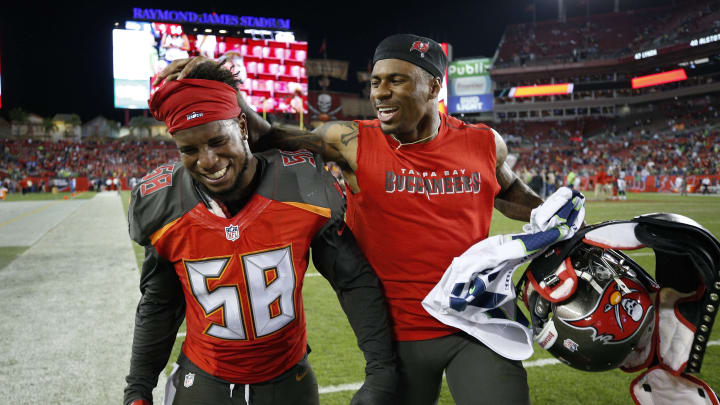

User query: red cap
[149,79,241,134]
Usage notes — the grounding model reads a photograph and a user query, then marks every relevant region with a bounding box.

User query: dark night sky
[0,0,672,122]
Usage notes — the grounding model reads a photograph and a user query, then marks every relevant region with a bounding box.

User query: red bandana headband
[149,78,241,134]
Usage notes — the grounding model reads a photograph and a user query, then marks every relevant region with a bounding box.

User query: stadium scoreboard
[112,8,307,114]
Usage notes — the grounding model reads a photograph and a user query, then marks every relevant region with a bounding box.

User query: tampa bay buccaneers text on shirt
[385,168,482,196]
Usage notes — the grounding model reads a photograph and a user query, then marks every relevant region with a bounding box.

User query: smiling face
[370,59,439,138]
[173,117,255,202]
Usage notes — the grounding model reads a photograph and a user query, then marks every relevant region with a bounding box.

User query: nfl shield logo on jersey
[225,225,240,242]
[184,372,195,388]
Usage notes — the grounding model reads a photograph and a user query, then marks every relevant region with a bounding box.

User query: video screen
[113,21,308,112]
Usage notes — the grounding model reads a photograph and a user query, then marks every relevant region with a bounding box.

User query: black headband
[372,34,448,79]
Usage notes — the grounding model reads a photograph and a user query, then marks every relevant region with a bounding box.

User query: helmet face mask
[526,244,656,371]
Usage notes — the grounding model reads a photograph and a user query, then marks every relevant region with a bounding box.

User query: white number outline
[242,246,297,338]
[183,246,298,341]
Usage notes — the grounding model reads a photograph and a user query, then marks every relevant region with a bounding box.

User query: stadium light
[631,69,687,89]
[509,83,574,98]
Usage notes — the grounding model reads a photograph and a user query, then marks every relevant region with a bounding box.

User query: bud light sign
[448,58,493,114]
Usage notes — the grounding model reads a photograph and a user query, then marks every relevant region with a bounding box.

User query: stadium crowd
[0,139,177,180]
[506,97,720,197]
[2,97,719,196]
[1,138,178,190]
[495,0,720,68]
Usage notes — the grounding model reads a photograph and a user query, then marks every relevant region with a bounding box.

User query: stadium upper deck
[494,0,720,69]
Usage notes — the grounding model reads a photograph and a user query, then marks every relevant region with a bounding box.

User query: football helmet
[522,242,658,371]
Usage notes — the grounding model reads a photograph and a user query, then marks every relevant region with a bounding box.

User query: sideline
[0,200,61,229]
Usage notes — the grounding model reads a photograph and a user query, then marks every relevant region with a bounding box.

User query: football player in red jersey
[158,34,543,405]
[124,62,396,405]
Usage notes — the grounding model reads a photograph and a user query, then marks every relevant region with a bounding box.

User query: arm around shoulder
[252,120,359,172]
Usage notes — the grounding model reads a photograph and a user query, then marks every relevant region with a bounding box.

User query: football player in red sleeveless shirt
[125,62,397,405]
[159,34,543,405]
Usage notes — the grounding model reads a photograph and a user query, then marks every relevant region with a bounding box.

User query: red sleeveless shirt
[346,113,501,341]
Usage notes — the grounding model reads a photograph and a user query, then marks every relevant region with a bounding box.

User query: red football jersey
[346,113,501,341]
[129,151,342,384]
[151,195,325,383]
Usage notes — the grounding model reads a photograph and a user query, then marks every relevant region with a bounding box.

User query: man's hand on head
[153,56,215,86]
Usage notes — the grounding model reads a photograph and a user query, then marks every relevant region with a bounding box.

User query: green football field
[118,191,719,404]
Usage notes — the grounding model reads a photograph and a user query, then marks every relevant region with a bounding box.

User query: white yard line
[314,339,720,395]
[319,382,364,394]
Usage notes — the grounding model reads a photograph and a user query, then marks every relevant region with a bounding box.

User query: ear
[428,76,442,100]
[237,113,249,139]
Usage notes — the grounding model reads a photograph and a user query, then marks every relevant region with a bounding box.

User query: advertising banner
[448,58,493,114]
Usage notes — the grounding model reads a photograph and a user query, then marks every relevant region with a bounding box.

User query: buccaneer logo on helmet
[518,212,720,404]
[521,243,657,371]
[566,277,653,343]
[410,41,430,57]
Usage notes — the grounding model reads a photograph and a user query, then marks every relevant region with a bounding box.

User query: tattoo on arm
[337,122,358,146]
[264,125,327,152]
[255,122,354,168]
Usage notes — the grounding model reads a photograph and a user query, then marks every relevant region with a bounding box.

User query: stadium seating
[0,138,178,182]
[501,95,720,181]
[495,1,720,68]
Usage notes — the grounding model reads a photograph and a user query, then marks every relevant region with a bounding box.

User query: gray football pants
[165,355,319,405]
[396,332,530,405]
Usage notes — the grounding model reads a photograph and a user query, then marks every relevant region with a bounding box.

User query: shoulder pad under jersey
[255,149,345,223]
[128,162,201,246]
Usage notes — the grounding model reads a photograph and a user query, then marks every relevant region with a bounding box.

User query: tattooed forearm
[253,123,347,165]
[265,125,326,151]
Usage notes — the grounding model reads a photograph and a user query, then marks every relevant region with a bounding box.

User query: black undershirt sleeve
[311,221,397,394]
[124,245,186,405]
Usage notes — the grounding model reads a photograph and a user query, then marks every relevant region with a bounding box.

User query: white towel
[422,187,585,360]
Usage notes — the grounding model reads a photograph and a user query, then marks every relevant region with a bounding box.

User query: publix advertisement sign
[448,58,493,113]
